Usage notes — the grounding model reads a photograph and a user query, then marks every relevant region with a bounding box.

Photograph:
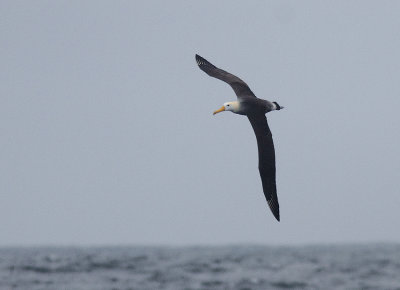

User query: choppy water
[1,244,400,290]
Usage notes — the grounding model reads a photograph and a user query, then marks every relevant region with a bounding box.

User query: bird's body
[228,98,277,115]
[195,54,283,221]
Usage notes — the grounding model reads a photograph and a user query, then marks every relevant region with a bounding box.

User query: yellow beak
[213,106,225,115]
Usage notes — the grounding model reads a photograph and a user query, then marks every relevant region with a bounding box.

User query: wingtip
[272,209,280,222]
[267,198,280,222]
[272,213,280,222]
[195,54,205,66]
[195,54,216,70]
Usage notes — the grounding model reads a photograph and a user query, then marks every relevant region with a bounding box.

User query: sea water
[1,244,400,289]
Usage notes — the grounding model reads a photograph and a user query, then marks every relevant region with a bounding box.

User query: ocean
[1,244,400,290]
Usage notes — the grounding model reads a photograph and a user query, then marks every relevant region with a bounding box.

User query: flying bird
[195,54,284,221]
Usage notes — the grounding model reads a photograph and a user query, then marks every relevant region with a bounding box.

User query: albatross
[195,54,284,221]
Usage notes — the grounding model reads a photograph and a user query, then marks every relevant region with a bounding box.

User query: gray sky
[1,1,400,246]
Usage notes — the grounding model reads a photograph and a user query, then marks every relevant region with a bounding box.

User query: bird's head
[213,101,239,115]
[272,102,284,110]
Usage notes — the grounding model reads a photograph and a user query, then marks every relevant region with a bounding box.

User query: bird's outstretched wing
[247,114,280,221]
[195,54,256,99]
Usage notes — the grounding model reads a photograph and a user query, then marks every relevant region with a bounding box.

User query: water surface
[1,244,400,289]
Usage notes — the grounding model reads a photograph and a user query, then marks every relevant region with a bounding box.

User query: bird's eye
[227,104,230,107]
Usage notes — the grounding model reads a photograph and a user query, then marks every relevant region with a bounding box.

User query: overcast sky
[1,1,400,246]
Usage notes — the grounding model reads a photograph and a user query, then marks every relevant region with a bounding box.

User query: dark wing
[195,54,256,99]
[247,114,280,221]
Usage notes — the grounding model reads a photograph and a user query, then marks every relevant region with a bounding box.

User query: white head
[272,101,284,110]
[213,101,239,115]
